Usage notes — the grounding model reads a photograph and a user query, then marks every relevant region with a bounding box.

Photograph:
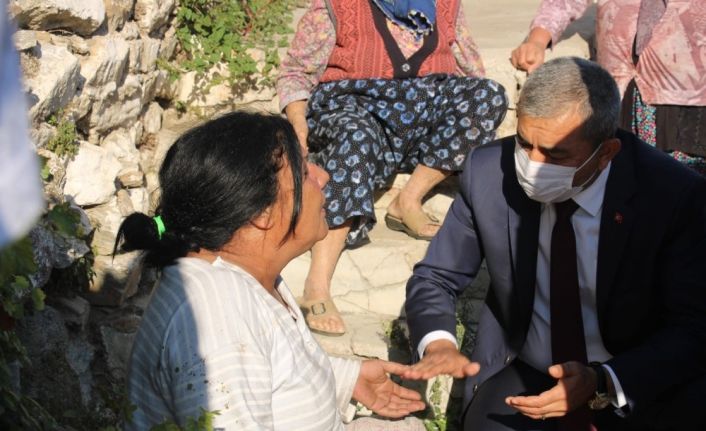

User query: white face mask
[514,139,602,203]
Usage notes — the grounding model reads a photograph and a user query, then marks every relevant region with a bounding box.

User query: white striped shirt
[126,257,360,430]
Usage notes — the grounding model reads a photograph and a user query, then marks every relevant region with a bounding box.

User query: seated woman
[117,112,425,430]
[277,0,508,335]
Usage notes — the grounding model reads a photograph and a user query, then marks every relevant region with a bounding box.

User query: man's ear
[597,137,621,170]
[250,208,275,230]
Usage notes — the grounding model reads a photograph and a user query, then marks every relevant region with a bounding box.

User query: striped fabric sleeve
[328,356,361,414]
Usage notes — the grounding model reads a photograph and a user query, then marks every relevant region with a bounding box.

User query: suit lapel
[502,140,541,340]
[596,133,638,326]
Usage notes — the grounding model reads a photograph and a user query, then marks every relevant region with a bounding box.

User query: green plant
[0,202,97,428]
[0,237,57,430]
[169,0,296,98]
[149,408,220,431]
[38,156,52,182]
[46,112,79,158]
[423,378,447,431]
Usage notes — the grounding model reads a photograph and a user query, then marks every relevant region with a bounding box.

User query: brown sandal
[298,297,346,336]
[384,211,440,241]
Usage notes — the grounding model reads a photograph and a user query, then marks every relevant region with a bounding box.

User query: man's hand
[505,361,597,419]
[402,340,480,380]
[284,100,309,157]
[353,360,426,418]
[510,28,552,73]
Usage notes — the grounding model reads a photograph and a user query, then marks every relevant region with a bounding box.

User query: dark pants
[462,360,706,431]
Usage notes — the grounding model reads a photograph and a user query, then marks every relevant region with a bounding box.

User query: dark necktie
[550,199,594,431]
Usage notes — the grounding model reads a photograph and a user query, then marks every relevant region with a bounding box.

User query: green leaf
[31,288,45,311]
[0,237,37,287]
[39,156,52,181]
[46,203,81,237]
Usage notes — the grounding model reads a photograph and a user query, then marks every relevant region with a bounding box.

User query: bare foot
[299,291,346,336]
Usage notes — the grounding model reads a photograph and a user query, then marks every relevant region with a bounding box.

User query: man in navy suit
[403,57,706,430]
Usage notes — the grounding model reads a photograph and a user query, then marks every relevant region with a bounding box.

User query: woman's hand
[510,27,552,73]
[353,360,426,418]
[284,100,310,157]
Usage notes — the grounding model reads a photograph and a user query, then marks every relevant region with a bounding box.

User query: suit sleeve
[606,177,706,415]
[405,149,486,360]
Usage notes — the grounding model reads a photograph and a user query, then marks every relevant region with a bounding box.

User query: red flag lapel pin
[614,212,623,224]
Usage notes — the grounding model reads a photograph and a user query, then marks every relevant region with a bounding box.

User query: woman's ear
[598,137,621,170]
[250,207,275,230]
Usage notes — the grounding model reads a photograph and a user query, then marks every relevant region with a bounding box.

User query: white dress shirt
[419,163,627,409]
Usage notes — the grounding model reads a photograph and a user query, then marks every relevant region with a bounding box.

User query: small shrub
[46,113,79,158]
[169,0,296,98]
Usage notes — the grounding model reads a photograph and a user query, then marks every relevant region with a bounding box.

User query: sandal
[384,211,440,241]
[298,297,347,336]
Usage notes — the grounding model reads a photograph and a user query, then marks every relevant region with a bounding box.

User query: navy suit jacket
[405,130,706,417]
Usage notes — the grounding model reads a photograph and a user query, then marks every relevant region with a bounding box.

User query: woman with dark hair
[117,112,424,430]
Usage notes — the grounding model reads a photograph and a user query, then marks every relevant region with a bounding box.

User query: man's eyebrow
[542,144,570,156]
[517,131,571,156]
[516,131,530,145]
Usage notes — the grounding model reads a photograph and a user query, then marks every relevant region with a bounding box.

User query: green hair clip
[153,215,166,240]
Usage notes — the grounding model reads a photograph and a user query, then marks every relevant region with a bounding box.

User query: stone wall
[9,0,180,424]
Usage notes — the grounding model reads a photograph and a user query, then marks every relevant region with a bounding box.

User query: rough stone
[141,70,160,104]
[27,204,92,281]
[16,305,68,358]
[81,36,130,88]
[120,20,140,40]
[65,337,95,406]
[84,252,143,306]
[143,102,163,134]
[154,69,177,100]
[64,141,122,206]
[23,42,81,123]
[116,189,135,215]
[29,224,91,288]
[11,0,106,36]
[105,0,135,32]
[54,295,91,331]
[89,74,143,133]
[35,31,90,55]
[13,29,36,51]
[129,37,160,73]
[134,0,175,34]
[85,197,125,256]
[118,169,144,188]
[34,148,68,201]
[15,306,87,415]
[158,25,177,60]
[100,325,136,380]
[102,127,140,167]
[128,187,150,213]
[30,121,55,149]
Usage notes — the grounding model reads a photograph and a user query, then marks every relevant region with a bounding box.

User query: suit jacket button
[473,384,479,393]
[505,355,512,364]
